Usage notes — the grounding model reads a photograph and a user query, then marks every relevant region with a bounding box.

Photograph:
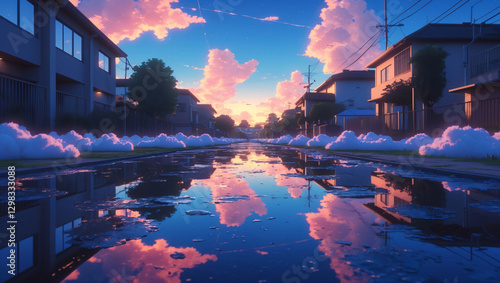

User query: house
[172,88,200,135]
[295,92,335,136]
[197,104,217,135]
[449,44,500,130]
[315,69,375,128]
[0,0,126,130]
[366,23,500,132]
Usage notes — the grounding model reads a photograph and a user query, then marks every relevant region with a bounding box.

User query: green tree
[239,119,250,128]
[410,45,449,107]
[128,58,178,117]
[214,115,235,134]
[308,103,345,123]
[382,79,412,108]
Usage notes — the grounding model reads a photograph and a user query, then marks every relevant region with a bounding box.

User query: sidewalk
[332,151,500,181]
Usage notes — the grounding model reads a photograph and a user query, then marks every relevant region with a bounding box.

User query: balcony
[0,74,49,129]
[470,44,500,79]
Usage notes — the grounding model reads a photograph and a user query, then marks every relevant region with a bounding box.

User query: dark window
[56,20,83,61]
[394,47,411,76]
[98,51,110,72]
[380,66,389,83]
[19,0,34,34]
[0,0,34,34]
[177,103,187,113]
[55,20,63,49]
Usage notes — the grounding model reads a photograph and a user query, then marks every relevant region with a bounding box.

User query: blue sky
[77,0,499,124]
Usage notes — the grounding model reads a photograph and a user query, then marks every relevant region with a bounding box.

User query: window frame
[380,66,390,84]
[55,19,83,61]
[394,47,411,76]
[0,0,35,35]
[98,51,110,73]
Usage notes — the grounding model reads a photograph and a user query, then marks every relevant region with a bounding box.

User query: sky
[71,0,500,125]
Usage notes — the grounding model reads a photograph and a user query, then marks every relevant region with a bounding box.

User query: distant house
[0,0,126,130]
[315,69,375,128]
[172,88,200,135]
[366,23,500,123]
[197,104,217,135]
[295,92,335,136]
[449,44,500,129]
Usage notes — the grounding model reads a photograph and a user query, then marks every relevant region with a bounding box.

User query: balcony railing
[56,91,87,117]
[0,74,49,128]
[470,44,500,78]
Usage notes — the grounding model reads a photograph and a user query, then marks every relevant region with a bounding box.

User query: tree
[308,103,345,123]
[382,79,412,107]
[410,45,449,107]
[239,120,250,128]
[214,115,235,135]
[128,58,178,117]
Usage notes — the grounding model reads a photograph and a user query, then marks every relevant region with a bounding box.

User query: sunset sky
[71,0,497,125]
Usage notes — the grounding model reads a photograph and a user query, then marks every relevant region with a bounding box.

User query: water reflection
[1,143,500,282]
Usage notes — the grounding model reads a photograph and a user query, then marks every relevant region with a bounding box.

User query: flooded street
[2,143,500,282]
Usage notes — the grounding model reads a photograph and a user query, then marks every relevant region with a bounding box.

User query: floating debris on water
[170,252,186,259]
[253,219,262,223]
[470,200,500,212]
[334,240,352,246]
[185,210,212,215]
[66,215,158,249]
[385,204,456,220]
[281,173,336,180]
[75,196,194,211]
[192,239,205,242]
[327,186,387,198]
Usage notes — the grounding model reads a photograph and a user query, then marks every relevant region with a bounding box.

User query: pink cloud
[258,70,305,115]
[191,48,258,112]
[262,16,279,21]
[305,0,382,74]
[75,0,205,43]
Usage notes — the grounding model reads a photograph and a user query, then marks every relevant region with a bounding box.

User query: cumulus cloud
[191,48,258,111]
[75,0,206,43]
[258,70,305,115]
[305,0,382,73]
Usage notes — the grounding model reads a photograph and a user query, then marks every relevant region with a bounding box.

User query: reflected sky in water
[2,143,500,282]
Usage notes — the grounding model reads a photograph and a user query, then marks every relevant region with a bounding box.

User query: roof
[295,92,335,106]
[366,23,500,68]
[336,109,376,116]
[65,2,127,57]
[176,88,200,102]
[198,104,217,114]
[315,70,375,92]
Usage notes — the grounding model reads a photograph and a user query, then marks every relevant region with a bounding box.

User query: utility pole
[303,64,316,92]
[376,0,403,50]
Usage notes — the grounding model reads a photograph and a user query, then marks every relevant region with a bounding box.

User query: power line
[430,0,463,23]
[336,31,381,72]
[395,0,434,24]
[390,0,423,24]
[343,31,382,70]
[475,4,500,22]
[483,10,500,23]
[196,0,210,50]
[435,0,470,23]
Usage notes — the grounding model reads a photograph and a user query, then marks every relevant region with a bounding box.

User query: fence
[470,44,500,78]
[346,97,500,137]
[0,74,49,129]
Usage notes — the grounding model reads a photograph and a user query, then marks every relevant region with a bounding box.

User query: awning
[449,83,476,93]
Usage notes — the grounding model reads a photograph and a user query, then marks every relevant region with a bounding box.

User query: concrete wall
[336,79,374,110]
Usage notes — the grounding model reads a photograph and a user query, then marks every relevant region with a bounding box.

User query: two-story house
[197,104,217,136]
[0,0,126,130]
[172,88,200,135]
[366,23,500,132]
[314,69,375,128]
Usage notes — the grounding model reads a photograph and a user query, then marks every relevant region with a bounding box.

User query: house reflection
[366,170,500,237]
[0,152,216,283]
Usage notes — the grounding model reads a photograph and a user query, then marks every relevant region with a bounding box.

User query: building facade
[171,88,200,135]
[197,104,217,136]
[0,0,126,130]
[366,23,500,117]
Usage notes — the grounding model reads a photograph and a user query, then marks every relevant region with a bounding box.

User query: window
[394,47,411,76]
[177,103,187,113]
[380,66,389,83]
[0,0,34,34]
[55,20,82,61]
[99,51,109,72]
